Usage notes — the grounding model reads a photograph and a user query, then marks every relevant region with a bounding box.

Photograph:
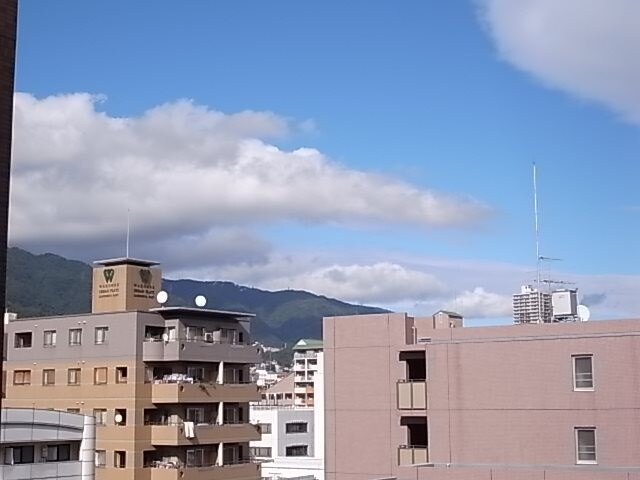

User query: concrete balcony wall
[397,381,427,410]
[151,383,260,404]
[0,461,82,480]
[144,462,260,480]
[398,446,429,466]
[143,340,261,364]
[149,423,260,446]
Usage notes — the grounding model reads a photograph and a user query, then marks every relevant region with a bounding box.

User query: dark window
[285,445,308,457]
[43,369,55,386]
[114,450,126,468]
[116,366,128,384]
[286,422,308,434]
[9,445,34,464]
[14,332,32,348]
[186,449,204,467]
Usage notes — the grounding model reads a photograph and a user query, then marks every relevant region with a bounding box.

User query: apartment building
[324,311,640,480]
[250,352,325,480]
[4,257,262,480]
[1,408,95,480]
[292,339,322,407]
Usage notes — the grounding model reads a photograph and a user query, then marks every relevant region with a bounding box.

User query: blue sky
[11,0,640,321]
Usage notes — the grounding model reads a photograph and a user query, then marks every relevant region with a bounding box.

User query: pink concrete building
[324,311,640,480]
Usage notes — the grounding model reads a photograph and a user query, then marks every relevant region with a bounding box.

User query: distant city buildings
[324,310,640,480]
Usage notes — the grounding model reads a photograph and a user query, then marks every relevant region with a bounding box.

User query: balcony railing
[397,380,427,410]
[398,445,429,466]
[144,460,260,480]
[150,381,260,404]
[143,338,261,364]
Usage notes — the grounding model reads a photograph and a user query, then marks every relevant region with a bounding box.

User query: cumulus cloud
[445,287,513,318]
[10,93,489,259]
[479,0,640,123]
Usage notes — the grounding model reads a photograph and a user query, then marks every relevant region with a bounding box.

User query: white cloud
[480,0,640,122]
[445,286,512,318]
[9,93,489,257]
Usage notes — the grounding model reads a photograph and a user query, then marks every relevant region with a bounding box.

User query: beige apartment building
[324,311,640,480]
[4,257,262,480]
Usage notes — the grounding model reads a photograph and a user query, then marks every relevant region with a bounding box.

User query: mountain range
[5,247,386,344]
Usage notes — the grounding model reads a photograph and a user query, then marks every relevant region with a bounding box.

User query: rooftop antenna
[126,208,131,258]
[533,163,541,289]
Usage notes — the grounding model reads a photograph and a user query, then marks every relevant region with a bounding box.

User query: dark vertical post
[0,0,18,406]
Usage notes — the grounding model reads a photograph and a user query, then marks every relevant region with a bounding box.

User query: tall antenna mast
[126,208,131,258]
[533,163,540,288]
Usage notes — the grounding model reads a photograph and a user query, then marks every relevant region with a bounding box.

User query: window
[187,366,205,382]
[116,366,128,384]
[43,369,55,386]
[186,448,204,467]
[5,445,34,464]
[14,332,32,348]
[68,368,81,385]
[114,408,127,426]
[43,330,56,347]
[285,445,308,457]
[286,422,308,434]
[69,328,82,346]
[42,444,71,462]
[95,326,108,345]
[93,409,107,426]
[94,367,108,385]
[250,447,272,458]
[186,326,204,341]
[573,355,594,390]
[114,450,126,468]
[575,428,597,464]
[186,407,205,424]
[13,370,31,386]
[95,450,106,468]
[259,423,272,434]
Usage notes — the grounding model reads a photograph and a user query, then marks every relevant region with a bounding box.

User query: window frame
[115,366,128,384]
[14,331,33,349]
[259,422,272,434]
[42,369,56,386]
[93,408,107,426]
[572,354,594,391]
[43,329,57,347]
[13,369,31,386]
[285,445,309,457]
[186,448,204,467]
[67,368,81,385]
[94,326,108,345]
[95,450,106,468]
[114,450,126,468]
[94,367,108,385]
[250,446,272,458]
[69,328,82,346]
[575,427,597,464]
[285,422,308,434]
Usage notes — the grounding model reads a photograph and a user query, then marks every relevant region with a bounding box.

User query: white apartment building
[0,408,95,480]
[250,345,324,480]
[292,339,322,407]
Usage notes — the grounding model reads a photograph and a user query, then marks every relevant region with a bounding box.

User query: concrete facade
[0,408,95,480]
[324,312,640,480]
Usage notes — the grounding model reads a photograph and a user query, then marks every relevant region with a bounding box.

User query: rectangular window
[187,366,205,381]
[575,428,597,464]
[186,448,204,467]
[69,328,82,346]
[114,408,127,426]
[95,450,106,468]
[94,367,108,385]
[95,326,108,345]
[93,409,107,426]
[6,445,34,464]
[43,369,56,386]
[42,444,71,462]
[573,355,594,390]
[186,326,204,342]
[250,447,272,458]
[68,368,81,385]
[285,445,308,457]
[13,370,31,386]
[14,332,32,348]
[116,366,128,384]
[186,407,205,424]
[114,450,126,468]
[286,422,308,434]
[43,330,56,347]
[259,423,272,434]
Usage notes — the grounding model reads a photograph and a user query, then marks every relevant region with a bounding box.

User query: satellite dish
[194,295,207,308]
[577,305,591,322]
[156,290,169,305]
[114,413,123,424]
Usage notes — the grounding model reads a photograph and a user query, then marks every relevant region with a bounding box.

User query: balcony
[398,445,429,466]
[0,461,81,480]
[151,382,260,404]
[145,462,260,480]
[149,423,260,446]
[397,380,427,410]
[143,339,261,364]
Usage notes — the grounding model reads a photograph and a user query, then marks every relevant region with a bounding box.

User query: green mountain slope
[5,247,387,343]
